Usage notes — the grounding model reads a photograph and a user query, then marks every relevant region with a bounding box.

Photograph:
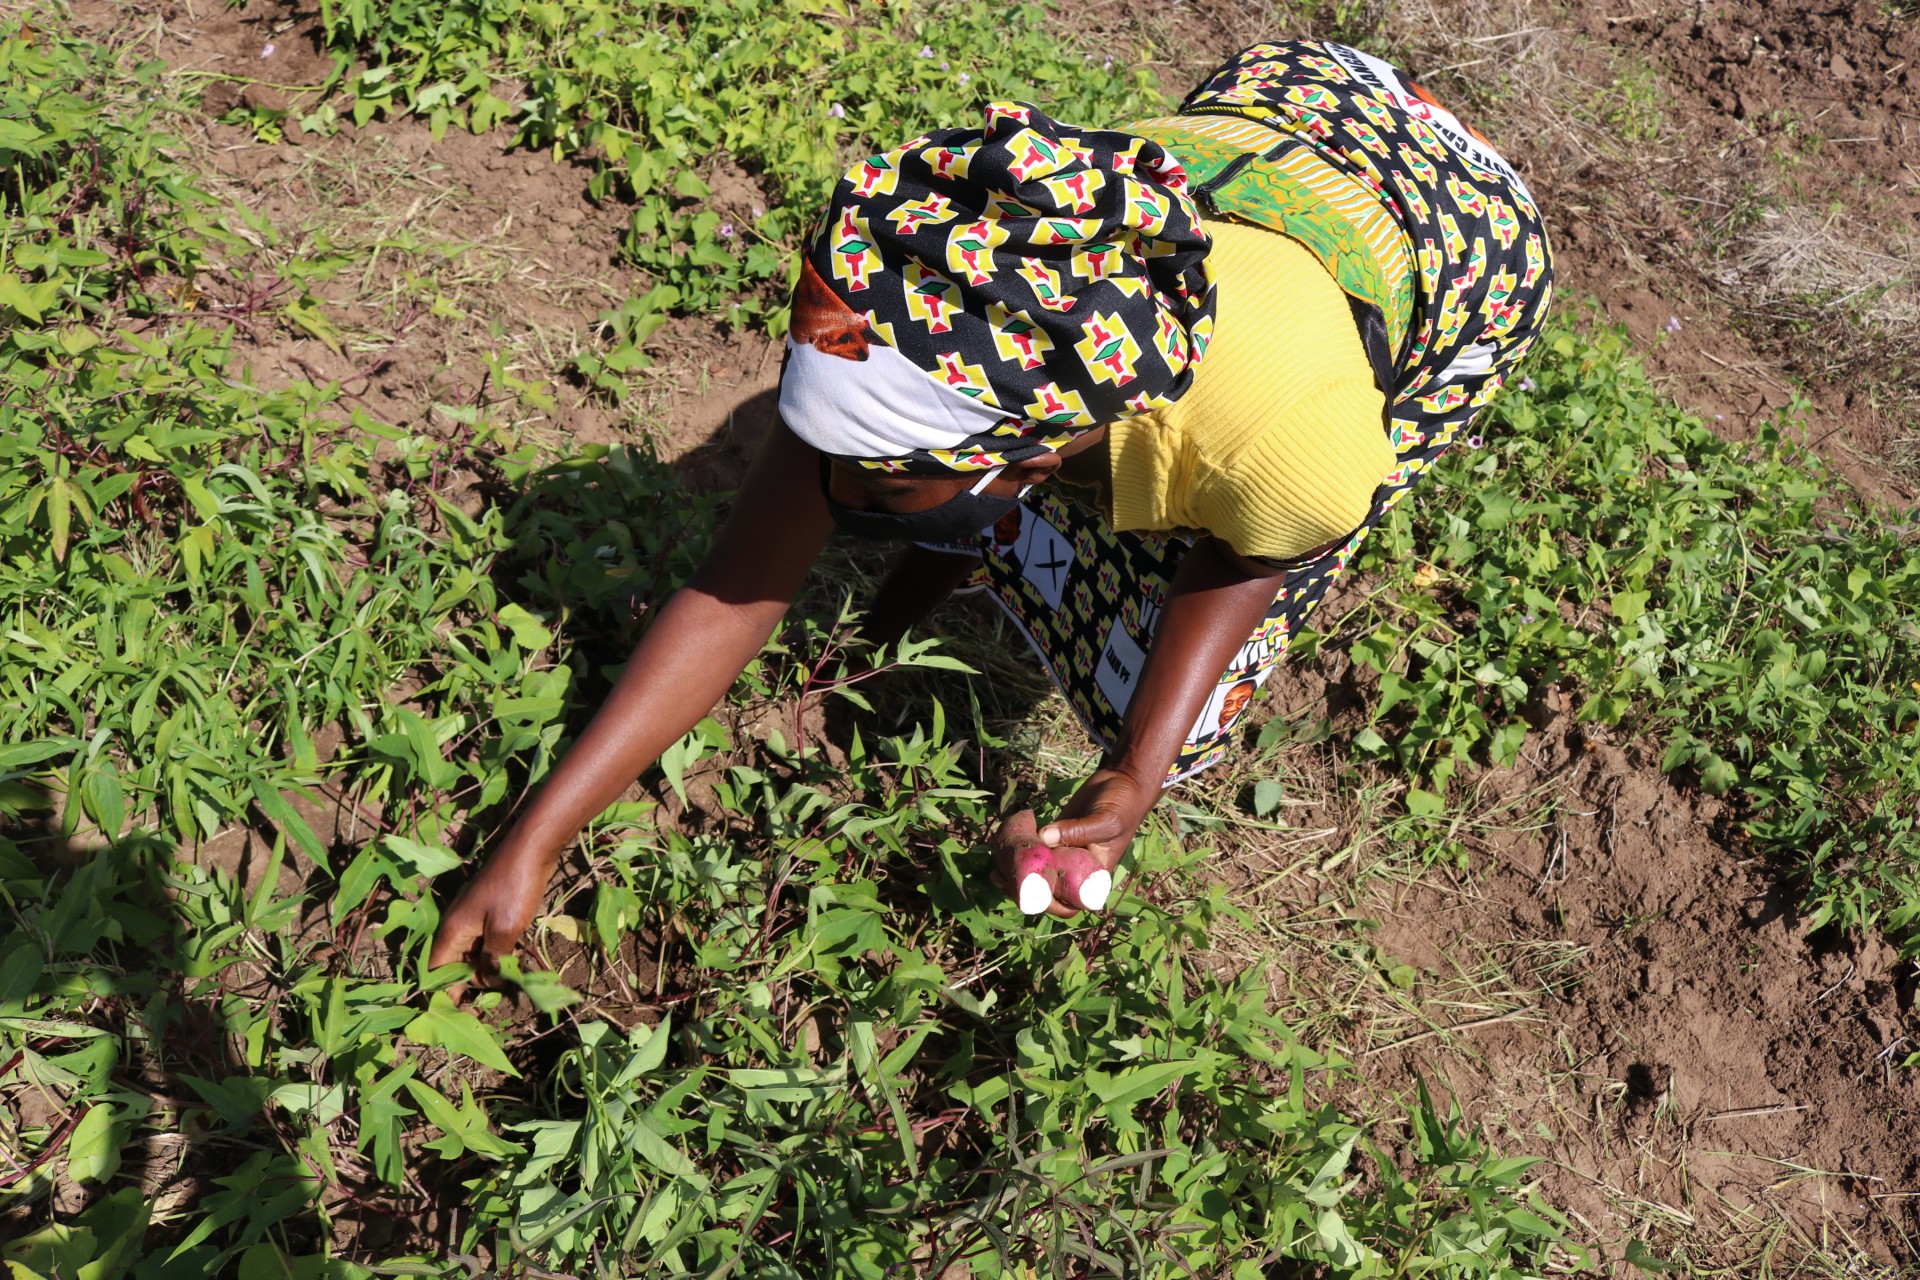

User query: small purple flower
[1104,55,1114,70]
[1665,315,1682,332]
[940,61,950,71]
[1522,613,1538,624]
[1467,434,1484,449]
[717,223,735,240]
[918,45,934,58]
[260,42,275,58]
[1519,376,1535,392]
[828,102,846,119]
[958,72,971,85]
[750,203,764,220]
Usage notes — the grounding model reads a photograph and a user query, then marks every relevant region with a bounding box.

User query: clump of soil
[1372,732,1918,1268]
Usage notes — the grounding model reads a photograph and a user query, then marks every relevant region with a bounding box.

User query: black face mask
[819,455,1027,543]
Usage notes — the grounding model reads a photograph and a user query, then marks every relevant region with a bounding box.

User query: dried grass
[1721,204,1920,329]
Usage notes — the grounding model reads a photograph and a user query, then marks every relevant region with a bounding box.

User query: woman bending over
[431,40,1554,968]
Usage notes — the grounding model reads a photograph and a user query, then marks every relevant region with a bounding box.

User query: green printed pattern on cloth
[1127,115,1415,352]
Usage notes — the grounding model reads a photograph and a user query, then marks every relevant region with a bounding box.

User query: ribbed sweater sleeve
[1107,218,1393,562]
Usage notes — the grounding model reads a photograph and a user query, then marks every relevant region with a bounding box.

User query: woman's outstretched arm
[429,423,836,973]
[1021,537,1284,913]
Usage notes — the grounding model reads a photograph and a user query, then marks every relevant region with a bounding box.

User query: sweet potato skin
[989,810,1041,865]
[991,810,1052,913]
[1050,846,1111,912]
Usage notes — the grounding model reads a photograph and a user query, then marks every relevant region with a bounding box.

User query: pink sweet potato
[1050,846,1111,912]
[990,810,1054,915]
[1010,843,1055,915]
[989,810,1040,866]
[989,810,1110,914]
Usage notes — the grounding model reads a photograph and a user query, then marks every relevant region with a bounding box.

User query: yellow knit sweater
[1107,217,1392,562]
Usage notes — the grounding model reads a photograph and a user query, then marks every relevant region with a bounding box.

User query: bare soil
[1271,692,1920,1270]
[1157,601,1920,1271]
[1576,0,1920,491]
[73,0,1920,1272]
[74,0,654,457]
[1428,739,1919,1264]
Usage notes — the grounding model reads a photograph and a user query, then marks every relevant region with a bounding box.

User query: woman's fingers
[1039,810,1134,864]
[483,907,525,966]
[427,903,490,1004]
[1040,819,1120,858]
[428,902,486,972]
[1039,770,1147,861]
[429,866,545,1000]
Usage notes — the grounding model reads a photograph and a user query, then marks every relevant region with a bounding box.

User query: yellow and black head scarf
[779,102,1218,475]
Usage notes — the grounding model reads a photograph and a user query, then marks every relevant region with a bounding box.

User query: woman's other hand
[987,772,1152,919]
[1040,768,1151,872]
[427,853,549,990]
[1006,536,1282,917]
[423,422,836,994]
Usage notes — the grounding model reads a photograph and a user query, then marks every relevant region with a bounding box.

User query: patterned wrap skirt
[935,41,1556,784]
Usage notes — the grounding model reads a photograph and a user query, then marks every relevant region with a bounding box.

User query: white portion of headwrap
[778,337,1008,460]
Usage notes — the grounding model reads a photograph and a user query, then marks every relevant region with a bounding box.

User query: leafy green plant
[316,0,1166,334]
[3,417,1574,1277]
[11,2,1920,1276]
[1330,322,1920,945]
[0,57,1569,1252]
[1588,57,1666,143]
[0,30,214,333]
[372,457,1568,1275]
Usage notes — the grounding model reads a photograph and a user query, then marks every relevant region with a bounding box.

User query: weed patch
[1335,322,1920,947]
[316,0,1165,340]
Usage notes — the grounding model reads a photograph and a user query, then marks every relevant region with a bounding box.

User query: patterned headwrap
[779,101,1218,475]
